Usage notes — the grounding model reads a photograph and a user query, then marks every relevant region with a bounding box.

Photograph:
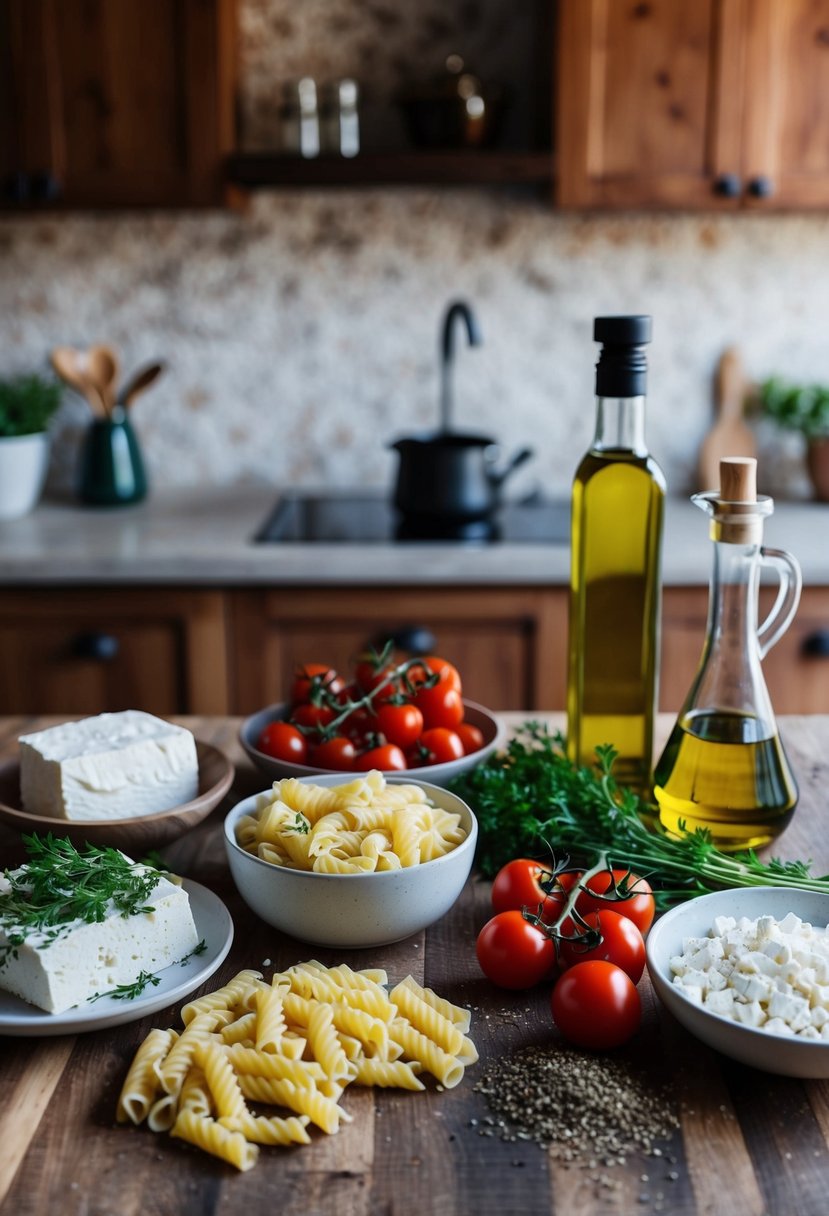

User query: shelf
[226,150,554,189]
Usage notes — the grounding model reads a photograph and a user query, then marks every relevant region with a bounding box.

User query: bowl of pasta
[223,770,477,948]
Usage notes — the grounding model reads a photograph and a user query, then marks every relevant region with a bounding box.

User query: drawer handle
[801,629,829,658]
[71,632,120,661]
[747,175,774,199]
[370,626,437,655]
[713,173,741,198]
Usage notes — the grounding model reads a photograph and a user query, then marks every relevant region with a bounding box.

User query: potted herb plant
[0,374,62,519]
[760,377,829,501]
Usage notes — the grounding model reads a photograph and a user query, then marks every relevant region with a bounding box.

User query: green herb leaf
[88,970,161,1003]
[179,939,207,965]
[450,723,829,910]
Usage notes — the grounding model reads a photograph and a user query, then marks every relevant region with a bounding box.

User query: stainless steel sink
[255,492,571,544]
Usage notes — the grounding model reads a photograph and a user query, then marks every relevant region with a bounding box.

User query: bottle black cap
[594,315,651,397]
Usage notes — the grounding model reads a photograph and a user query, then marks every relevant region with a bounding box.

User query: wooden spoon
[50,346,109,419]
[85,345,120,416]
[697,347,757,491]
[118,361,165,409]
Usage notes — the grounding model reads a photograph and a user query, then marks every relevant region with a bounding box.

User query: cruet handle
[757,547,803,659]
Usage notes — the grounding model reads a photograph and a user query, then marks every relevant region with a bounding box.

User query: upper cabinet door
[741,0,829,208]
[556,0,747,208]
[1,0,236,209]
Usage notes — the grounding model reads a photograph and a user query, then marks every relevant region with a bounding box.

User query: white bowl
[223,774,478,948]
[647,886,829,1077]
[239,698,504,789]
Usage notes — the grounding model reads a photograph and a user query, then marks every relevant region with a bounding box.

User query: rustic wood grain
[3,714,829,1216]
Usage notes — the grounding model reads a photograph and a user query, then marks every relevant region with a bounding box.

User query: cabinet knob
[802,629,829,658]
[748,175,774,199]
[71,632,120,661]
[713,173,741,198]
[370,626,437,655]
[30,171,62,202]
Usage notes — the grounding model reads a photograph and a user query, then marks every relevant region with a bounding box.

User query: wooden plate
[0,740,234,854]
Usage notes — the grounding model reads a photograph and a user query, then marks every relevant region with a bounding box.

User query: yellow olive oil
[567,450,665,791]
[653,709,798,850]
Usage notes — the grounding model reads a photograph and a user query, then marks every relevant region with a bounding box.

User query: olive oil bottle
[567,316,665,791]
[653,457,801,850]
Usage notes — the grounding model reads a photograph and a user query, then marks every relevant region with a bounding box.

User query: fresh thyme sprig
[0,834,163,966]
[88,970,161,1003]
[450,723,829,910]
[179,939,207,965]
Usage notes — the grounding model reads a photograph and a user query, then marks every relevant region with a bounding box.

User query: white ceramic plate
[0,879,234,1037]
[647,886,829,1077]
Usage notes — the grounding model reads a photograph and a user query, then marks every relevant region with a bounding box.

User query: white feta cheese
[0,855,199,1013]
[19,711,199,821]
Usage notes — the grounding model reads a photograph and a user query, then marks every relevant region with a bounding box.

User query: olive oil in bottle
[567,316,666,791]
[653,457,802,850]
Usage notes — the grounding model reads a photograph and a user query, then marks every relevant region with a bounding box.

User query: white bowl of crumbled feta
[646,887,829,1077]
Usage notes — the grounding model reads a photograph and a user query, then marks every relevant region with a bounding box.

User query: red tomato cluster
[477,861,655,1050]
[256,651,487,772]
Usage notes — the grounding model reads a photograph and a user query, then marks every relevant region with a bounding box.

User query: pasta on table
[117,962,478,1172]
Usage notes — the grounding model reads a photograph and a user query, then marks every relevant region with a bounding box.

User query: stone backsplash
[1,0,828,503]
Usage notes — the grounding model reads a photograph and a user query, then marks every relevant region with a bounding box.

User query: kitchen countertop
[3,711,829,1216]
[0,485,827,587]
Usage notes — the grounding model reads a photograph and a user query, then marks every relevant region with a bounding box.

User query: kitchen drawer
[229,587,567,713]
[0,588,229,715]
[661,586,829,715]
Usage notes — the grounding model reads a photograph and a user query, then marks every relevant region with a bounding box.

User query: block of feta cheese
[19,711,199,821]
[0,859,199,1014]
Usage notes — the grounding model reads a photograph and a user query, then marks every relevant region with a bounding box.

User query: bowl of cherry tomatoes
[239,649,506,788]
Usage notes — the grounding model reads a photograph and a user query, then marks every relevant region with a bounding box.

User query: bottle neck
[707,541,761,647]
[592,396,647,455]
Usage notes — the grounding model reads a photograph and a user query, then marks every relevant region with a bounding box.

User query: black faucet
[439,300,482,433]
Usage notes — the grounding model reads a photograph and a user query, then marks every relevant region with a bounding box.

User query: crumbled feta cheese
[670,911,829,1041]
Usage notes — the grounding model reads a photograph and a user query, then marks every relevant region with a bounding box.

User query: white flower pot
[0,432,49,520]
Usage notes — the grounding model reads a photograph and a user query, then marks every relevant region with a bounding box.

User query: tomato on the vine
[576,870,655,936]
[309,736,356,770]
[291,702,336,731]
[414,683,464,730]
[476,911,555,989]
[491,859,556,915]
[455,722,485,755]
[375,702,424,750]
[291,664,344,705]
[408,655,462,695]
[257,721,308,764]
[354,657,399,702]
[354,743,407,771]
[551,961,641,1049]
[559,910,646,983]
[417,727,464,765]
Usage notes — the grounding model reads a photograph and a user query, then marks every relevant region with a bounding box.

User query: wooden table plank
[3,714,829,1216]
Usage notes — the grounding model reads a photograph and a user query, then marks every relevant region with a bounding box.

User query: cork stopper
[719,457,757,503]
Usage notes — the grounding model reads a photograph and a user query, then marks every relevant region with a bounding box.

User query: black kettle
[391,301,534,523]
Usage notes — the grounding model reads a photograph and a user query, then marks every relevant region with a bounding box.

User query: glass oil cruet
[653,457,802,850]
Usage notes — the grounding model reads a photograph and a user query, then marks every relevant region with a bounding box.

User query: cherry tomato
[256,721,308,764]
[354,656,400,702]
[559,910,646,983]
[455,721,485,755]
[354,743,407,771]
[551,961,641,1049]
[309,736,356,771]
[291,663,344,705]
[376,702,424,750]
[476,911,555,989]
[408,656,462,695]
[291,702,335,731]
[417,727,465,765]
[414,683,464,730]
[576,870,656,936]
[491,859,556,915]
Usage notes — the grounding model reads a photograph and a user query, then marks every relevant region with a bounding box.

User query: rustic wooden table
[2,714,829,1216]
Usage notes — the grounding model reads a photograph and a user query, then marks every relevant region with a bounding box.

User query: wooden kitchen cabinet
[557,0,829,210]
[0,588,229,715]
[228,587,567,714]
[661,586,829,714]
[0,0,236,210]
